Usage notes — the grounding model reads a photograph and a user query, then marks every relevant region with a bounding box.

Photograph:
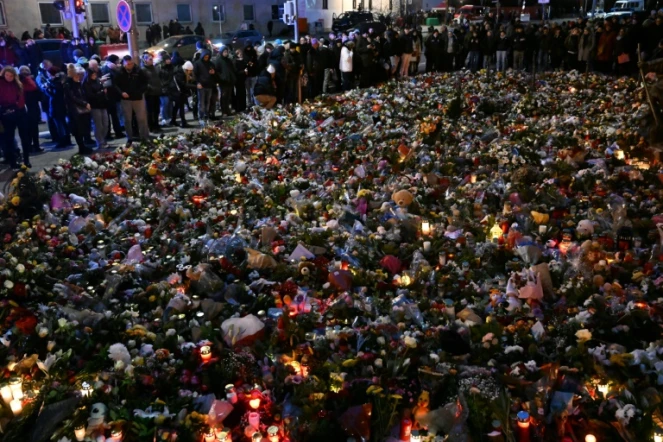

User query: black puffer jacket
[63,77,89,115]
[193,50,216,88]
[83,76,107,109]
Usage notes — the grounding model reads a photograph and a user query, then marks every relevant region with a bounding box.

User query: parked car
[453,5,489,24]
[33,39,64,67]
[349,21,387,36]
[145,35,209,62]
[211,30,263,51]
[332,11,387,34]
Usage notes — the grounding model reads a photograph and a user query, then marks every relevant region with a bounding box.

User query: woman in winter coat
[0,66,31,170]
[595,23,617,73]
[64,64,94,154]
[83,69,109,149]
[577,27,594,73]
[18,66,42,154]
[171,61,196,127]
[614,28,631,76]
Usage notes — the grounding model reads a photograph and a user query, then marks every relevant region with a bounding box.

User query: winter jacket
[356,39,374,67]
[114,65,149,100]
[83,76,107,109]
[214,54,237,85]
[306,47,324,74]
[193,50,216,88]
[565,33,580,55]
[142,64,162,96]
[43,73,67,114]
[158,63,176,96]
[283,50,303,77]
[401,33,414,54]
[0,76,25,110]
[318,45,335,70]
[100,62,122,102]
[496,36,511,51]
[596,30,617,62]
[172,66,196,99]
[468,36,481,52]
[512,32,527,52]
[20,75,41,118]
[233,57,247,84]
[425,35,443,57]
[253,70,277,96]
[63,77,88,115]
[578,32,595,62]
[340,46,353,72]
[0,44,18,66]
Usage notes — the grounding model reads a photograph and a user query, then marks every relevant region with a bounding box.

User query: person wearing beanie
[114,55,150,142]
[254,64,277,109]
[171,61,195,127]
[193,49,215,124]
[283,42,302,104]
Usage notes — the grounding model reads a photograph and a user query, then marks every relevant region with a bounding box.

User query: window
[243,4,255,21]
[322,0,328,9]
[39,2,63,25]
[90,2,110,24]
[0,2,6,27]
[176,4,192,22]
[134,3,153,24]
[212,4,226,22]
[271,5,283,19]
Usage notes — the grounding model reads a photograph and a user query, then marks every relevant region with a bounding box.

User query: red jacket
[0,45,18,66]
[0,77,25,110]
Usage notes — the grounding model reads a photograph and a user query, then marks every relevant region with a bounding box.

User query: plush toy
[392,189,414,207]
[413,391,430,427]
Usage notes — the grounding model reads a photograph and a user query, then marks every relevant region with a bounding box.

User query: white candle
[539,225,547,234]
[75,426,86,441]
[1,385,12,404]
[423,241,431,252]
[9,377,23,400]
[248,411,260,428]
[10,398,22,416]
[585,435,597,442]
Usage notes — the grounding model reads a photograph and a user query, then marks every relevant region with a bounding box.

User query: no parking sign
[116,0,132,33]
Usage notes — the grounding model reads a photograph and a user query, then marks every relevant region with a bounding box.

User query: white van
[606,0,644,17]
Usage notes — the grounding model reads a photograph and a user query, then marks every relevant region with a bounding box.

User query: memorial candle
[10,398,22,416]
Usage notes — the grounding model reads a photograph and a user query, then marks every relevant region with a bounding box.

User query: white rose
[403,336,417,348]
[166,328,176,337]
[15,264,25,273]
[38,327,49,338]
[377,337,386,346]
[374,358,383,368]
[114,360,126,371]
[4,280,14,289]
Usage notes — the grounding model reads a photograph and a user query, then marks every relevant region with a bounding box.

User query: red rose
[13,282,27,297]
[15,314,37,335]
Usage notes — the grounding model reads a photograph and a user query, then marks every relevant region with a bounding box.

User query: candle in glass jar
[252,432,263,442]
[216,427,231,442]
[80,381,92,397]
[421,220,431,236]
[423,241,431,252]
[539,225,547,234]
[248,412,260,428]
[399,418,412,442]
[203,428,216,442]
[1,384,12,404]
[516,411,530,442]
[267,426,279,442]
[10,399,22,416]
[225,384,238,404]
[200,345,212,363]
[654,432,663,442]
[74,425,86,441]
[9,377,23,400]
[585,435,597,442]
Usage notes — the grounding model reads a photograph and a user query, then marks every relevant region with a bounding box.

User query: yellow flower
[342,358,359,367]
[366,385,383,395]
[11,196,20,206]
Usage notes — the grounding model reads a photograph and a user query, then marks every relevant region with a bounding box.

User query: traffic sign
[116,0,132,33]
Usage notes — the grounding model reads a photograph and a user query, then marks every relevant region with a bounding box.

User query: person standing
[0,66,31,170]
[512,26,526,70]
[306,38,324,96]
[283,43,302,104]
[467,30,481,72]
[171,61,195,127]
[565,27,580,71]
[340,41,354,91]
[400,28,413,78]
[193,49,215,124]
[425,30,442,72]
[100,55,125,139]
[578,27,594,73]
[158,52,175,126]
[141,53,162,132]
[194,22,205,36]
[83,69,109,150]
[215,46,237,116]
[18,66,43,153]
[482,30,496,70]
[64,64,94,154]
[244,43,259,107]
[495,30,510,72]
[114,56,150,142]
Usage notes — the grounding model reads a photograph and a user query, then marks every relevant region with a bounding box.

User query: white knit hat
[183,61,194,70]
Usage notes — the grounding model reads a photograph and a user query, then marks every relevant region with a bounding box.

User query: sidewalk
[0,111,201,183]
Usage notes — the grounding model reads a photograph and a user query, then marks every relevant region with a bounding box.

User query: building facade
[0,0,422,42]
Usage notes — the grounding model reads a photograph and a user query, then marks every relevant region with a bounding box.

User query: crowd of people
[4,10,663,171]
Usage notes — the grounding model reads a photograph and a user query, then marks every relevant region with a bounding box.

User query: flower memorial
[1,70,663,442]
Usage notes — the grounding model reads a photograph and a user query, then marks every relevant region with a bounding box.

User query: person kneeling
[253,64,278,109]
